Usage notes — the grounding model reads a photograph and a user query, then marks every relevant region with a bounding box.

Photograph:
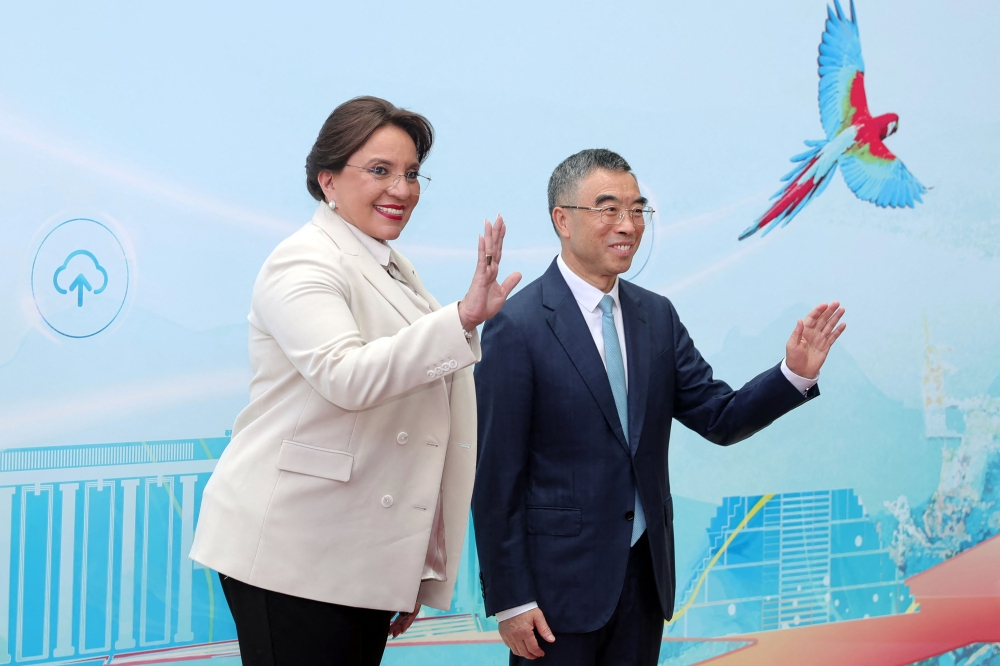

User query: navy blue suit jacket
[471,260,818,633]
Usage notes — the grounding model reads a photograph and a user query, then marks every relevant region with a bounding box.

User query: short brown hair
[305,96,434,201]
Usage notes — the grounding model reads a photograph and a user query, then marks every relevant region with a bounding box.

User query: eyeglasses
[558,204,655,226]
[345,164,431,194]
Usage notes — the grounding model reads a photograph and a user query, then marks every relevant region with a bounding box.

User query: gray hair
[547,149,633,230]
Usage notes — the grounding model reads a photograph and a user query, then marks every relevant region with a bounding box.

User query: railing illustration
[0,438,232,664]
[0,435,496,664]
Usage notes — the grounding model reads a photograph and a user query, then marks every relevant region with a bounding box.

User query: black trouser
[219,574,393,666]
[510,533,664,666]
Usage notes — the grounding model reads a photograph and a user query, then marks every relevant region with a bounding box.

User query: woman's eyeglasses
[345,164,431,194]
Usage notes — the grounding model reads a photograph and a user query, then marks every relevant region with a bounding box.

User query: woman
[190,96,521,665]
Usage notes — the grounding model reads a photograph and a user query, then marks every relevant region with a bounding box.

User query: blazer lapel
[541,261,630,456]
[310,204,426,325]
[390,248,442,312]
[621,283,650,456]
[356,257,427,324]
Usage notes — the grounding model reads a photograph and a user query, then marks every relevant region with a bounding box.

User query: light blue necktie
[598,295,646,547]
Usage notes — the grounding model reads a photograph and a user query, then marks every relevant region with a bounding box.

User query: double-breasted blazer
[190,203,481,613]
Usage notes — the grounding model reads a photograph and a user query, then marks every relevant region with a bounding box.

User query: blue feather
[891,179,905,206]
[790,146,819,162]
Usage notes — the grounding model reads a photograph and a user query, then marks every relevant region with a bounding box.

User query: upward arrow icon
[69,274,92,307]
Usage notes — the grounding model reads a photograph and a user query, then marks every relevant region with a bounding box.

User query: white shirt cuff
[781,358,818,395]
[495,601,538,622]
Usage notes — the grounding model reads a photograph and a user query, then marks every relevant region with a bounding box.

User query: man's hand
[388,603,420,639]
[499,607,555,660]
[785,301,846,379]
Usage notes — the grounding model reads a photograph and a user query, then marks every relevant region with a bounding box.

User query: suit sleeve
[670,303,817,445]
[252,242,480,412]
[471,309,537,616]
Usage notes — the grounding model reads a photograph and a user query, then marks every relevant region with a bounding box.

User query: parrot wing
[840,139,927,208]
[818,0,866,139]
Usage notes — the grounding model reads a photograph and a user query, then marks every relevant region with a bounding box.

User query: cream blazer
[190,203,481,613]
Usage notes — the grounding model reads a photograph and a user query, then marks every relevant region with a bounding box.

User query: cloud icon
[53,250,109,307]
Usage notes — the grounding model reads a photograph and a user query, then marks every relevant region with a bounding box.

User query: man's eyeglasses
[345,164,431,194]
[558,204,654,226]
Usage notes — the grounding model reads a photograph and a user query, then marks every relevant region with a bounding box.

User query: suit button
[625,511,635,521]
[448,360,458,369]
[426,370,435,379]
[396,432,409,445]
[381,495,393,508]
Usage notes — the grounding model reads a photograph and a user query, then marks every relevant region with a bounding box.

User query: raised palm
[785,302,846,379]
[458,215,522,330]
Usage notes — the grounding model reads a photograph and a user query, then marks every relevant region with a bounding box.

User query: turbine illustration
[739,0,926,241]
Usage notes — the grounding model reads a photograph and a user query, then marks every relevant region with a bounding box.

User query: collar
[342,217,392,267]
[556,254,620,313]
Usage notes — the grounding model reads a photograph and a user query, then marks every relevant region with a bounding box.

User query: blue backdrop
[1,1,998,664]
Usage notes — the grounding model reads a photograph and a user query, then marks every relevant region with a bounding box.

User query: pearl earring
[328,200,336,210]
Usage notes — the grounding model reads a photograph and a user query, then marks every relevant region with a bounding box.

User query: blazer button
[625,510,635,521]
[396,432,409,445]
[448,359,458,369]
[381,495,393,508]
[426,370,435,379]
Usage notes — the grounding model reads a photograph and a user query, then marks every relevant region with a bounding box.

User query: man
[472,149,845,665]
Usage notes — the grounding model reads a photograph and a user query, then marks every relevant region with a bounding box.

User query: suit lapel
[542,261,630,457]
[310,204,426,325]
[621,283,650,456]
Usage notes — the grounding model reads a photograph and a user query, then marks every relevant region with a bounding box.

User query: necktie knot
[598,294,614,317]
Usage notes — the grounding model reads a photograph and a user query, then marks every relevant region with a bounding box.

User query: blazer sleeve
[471,309,537,616]
[670,303,816,445]
[251,242,480,412]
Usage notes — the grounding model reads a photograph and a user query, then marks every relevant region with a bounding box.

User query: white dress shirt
[343,219,392,266]
[557,255,629,387]
[494,255,818,622]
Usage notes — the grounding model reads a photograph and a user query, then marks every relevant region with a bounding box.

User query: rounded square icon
[31,218,130,338]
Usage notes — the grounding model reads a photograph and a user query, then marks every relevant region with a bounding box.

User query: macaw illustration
[739,0,926,241]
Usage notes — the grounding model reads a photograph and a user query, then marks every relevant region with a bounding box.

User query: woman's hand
[458,215,522,331]
[388,603,421,639]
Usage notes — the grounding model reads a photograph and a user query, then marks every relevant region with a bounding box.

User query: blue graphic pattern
[1,429,989,664]
[0,438,236,663]
[668,489,913,638]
